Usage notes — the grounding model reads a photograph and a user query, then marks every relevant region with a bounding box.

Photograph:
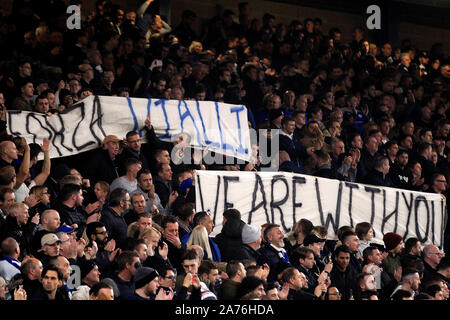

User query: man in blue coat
[278,116,313,173]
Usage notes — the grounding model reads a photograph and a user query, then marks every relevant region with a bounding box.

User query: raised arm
[15,137,30,189]
[32,138,51,186]
[137,0,154,18]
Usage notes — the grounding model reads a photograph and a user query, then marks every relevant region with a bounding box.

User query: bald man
[31,209,61,255]
[0,237,21,282]
[0,140,19,168]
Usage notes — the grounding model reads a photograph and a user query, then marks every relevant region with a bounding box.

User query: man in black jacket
[154,162,176,208]
[117,131,151,175]
[282,267,324,300]
[364,156,394,187]
[0,202,38,259]
[30,265,68,300]
[20,257,43,298]
[100,188,130,250]
[214,209,245,263]
[85,135,121,185]
[54,184,94,240]
[258,223,291,283]
[86,221,120,278]
[415,142,436,185]
[329,245,357,300]
[341,230,362,274]
[161,215,186,274]
[234,223,261,263]
[389,150,413,189]
[357,136,380,183]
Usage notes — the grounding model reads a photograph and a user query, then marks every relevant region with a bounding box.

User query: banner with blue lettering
[6,95,251,161]
[195,170,447,248]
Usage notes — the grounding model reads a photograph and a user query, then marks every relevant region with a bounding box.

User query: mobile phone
[158,238,164,249]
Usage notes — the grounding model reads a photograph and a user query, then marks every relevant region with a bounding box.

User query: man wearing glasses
[423,244,445,284]
[430,173,448,196]
[85,221,120,277]
[326,286,342,300]
[158,265,191,300]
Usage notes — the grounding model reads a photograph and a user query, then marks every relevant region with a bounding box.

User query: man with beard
[86,222,120,278]
[100,188,130,250]
[129,266,174,300]
[258,223,291,283]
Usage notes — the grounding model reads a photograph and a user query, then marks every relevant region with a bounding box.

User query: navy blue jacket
[100,207,128,250]
[278,133,307,170]
[257,243,291,283]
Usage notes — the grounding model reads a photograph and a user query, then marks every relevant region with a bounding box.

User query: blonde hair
[9,202,28,214]
[189,41,203,53]
[139,226,161,240]
[29,185,48,197]
[186,225,212,261]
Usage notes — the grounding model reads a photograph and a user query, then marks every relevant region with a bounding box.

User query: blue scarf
[0,256,21,271]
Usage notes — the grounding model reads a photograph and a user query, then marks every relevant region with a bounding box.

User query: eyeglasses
[430,252,445,256]
[96,231,108,235]
[328,292,342,296]
[164,275,175,280]
[436,180,447,183]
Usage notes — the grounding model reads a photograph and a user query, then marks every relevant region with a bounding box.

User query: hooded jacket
[214,218,245,262]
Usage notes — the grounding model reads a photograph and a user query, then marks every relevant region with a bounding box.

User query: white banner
[195,170,447,248]
[7,95,251,161]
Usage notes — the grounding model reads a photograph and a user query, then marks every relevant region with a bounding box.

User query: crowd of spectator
[0,0,449,301]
